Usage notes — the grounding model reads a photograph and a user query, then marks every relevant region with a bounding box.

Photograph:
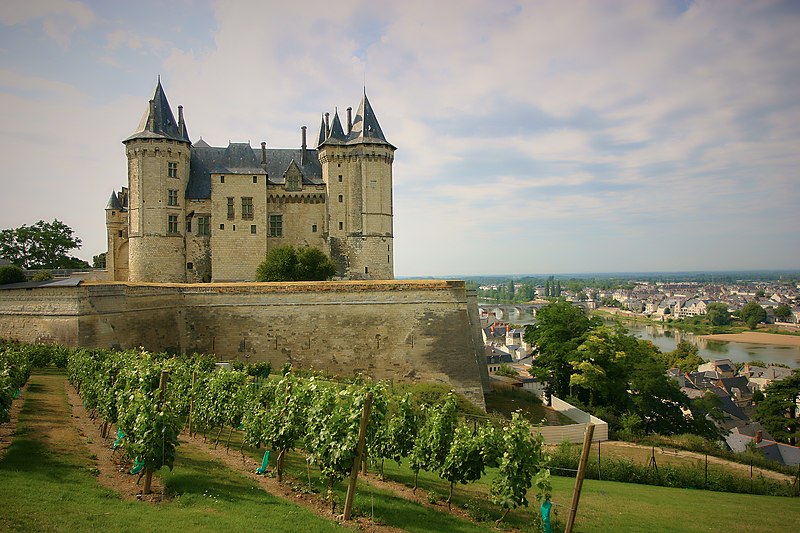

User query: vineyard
[1,340,552,530]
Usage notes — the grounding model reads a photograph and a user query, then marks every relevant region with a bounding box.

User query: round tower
[123,80,192,283]
[318,93,396,280]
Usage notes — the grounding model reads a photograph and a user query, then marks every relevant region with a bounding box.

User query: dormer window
[286,174,301,191]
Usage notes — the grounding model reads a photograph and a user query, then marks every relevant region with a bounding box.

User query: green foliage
[256,244,336,281]
[494,364,519,378]
[0,265,26,284]
[773,304,792,321]
[525,301,598,397]
[92,252,107,269]
[663,341,706,372]
[739,301,767,329]
[410,394,459,482]
[0,219,88,269]
[705,302,731,326]
[31,270,53,281]
[490,412,549,512]
[755,369,800,445]
[440,424,487,504]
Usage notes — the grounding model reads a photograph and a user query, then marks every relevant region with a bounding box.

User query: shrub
[0,265,25,284]
[31,270,53,281]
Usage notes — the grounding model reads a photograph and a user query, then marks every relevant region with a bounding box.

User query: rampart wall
[0,280,488,407]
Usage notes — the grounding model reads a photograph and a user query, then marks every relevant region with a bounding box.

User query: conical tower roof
[348,91,392,147]
[124,79,191,144]
[106,191,122,210]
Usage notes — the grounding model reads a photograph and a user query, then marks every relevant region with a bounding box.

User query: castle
[105,80,396,283]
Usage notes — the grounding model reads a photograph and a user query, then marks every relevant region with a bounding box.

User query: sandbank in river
[699,331,800,347]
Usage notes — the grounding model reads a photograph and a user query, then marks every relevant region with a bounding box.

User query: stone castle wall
[0,280,488,407]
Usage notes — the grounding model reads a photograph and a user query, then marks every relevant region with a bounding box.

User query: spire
[106,191,122,210]
[316,114,327,147]
[348,91,392,147]
[328,109,346,141]
[124,79,191,144]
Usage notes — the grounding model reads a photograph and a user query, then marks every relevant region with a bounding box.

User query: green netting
[255,450,270,475]
[130,456,145,475]
[12,389,20,399]
[541,499,553,533]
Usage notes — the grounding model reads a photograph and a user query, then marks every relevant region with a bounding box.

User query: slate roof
[106,191,122,210]
[317,92,395,149]
[124,80,191,144]
[186,144,323,199]
[717,376,752,397]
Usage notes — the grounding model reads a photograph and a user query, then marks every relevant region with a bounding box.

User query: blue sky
[1,0,798,276]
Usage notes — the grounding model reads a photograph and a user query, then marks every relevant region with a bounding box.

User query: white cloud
[0,0,96,47]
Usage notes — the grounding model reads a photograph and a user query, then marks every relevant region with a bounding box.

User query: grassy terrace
[1,371,799,532]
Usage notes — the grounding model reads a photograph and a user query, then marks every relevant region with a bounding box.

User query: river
[606,319,800,369]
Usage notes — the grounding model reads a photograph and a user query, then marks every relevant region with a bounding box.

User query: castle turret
[318,92,395,279]
[122,79,192,282]
[105,190,129,280]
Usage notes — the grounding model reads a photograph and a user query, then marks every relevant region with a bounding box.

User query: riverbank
[699,332,800,347]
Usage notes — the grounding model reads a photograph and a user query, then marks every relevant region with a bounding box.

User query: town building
[106,80,396,283]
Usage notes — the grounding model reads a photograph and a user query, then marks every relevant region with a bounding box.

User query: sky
[1,0,799,277]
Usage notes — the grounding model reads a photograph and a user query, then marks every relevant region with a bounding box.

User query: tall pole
[565,423,594,533]
[344,392,373,521]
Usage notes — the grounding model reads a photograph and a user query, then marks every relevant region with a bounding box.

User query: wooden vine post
[143,369,169,495]
[188,370,196,436]
[565,423,594,533]
[343,391,373,521]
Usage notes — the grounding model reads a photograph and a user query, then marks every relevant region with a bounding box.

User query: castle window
[312,224,317,233]
[186,219,192,232]
[118,230,123,237]
[168,215,179,234]
[227,197,234,219]
[198,216,210,236]
[220,175,225,183]
[286,175,300,191]
[251,225,257,234]
[242,197,253,219]
[187,262,194,270]
[253,176,258,184]
[338,194,343,203]
[365,266,369,274]
[168,189,178,206]
[338,175,343,182]
[233,225,236,231]
[269,215,283,237]
[168,162,178,178]
[219,223,225,230]
[339,221,343,230]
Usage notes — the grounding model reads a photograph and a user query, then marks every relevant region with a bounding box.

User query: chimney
[324,112,330,137]
[261,141,267,167]
[755,431,762,444]
[148,99,155,131]
[301,126,307,165]
[178,105,185,136]
[347,107,353,134]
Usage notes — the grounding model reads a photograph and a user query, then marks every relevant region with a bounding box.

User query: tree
[663,341,706,372]
[705,302,731,326]
[524,301,598,398]
[93,252,107,269]
[255,244,336,281]
[0,219,87,269]
[739,302,767,329]
[755,369,800,446]
[773,304,792,322]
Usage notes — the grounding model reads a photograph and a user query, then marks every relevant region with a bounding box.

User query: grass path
[0,372,347,533]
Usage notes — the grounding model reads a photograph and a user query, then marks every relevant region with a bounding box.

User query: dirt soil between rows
[0,381,30,459]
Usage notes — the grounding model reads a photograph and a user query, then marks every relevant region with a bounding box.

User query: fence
[533,395,608,444]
